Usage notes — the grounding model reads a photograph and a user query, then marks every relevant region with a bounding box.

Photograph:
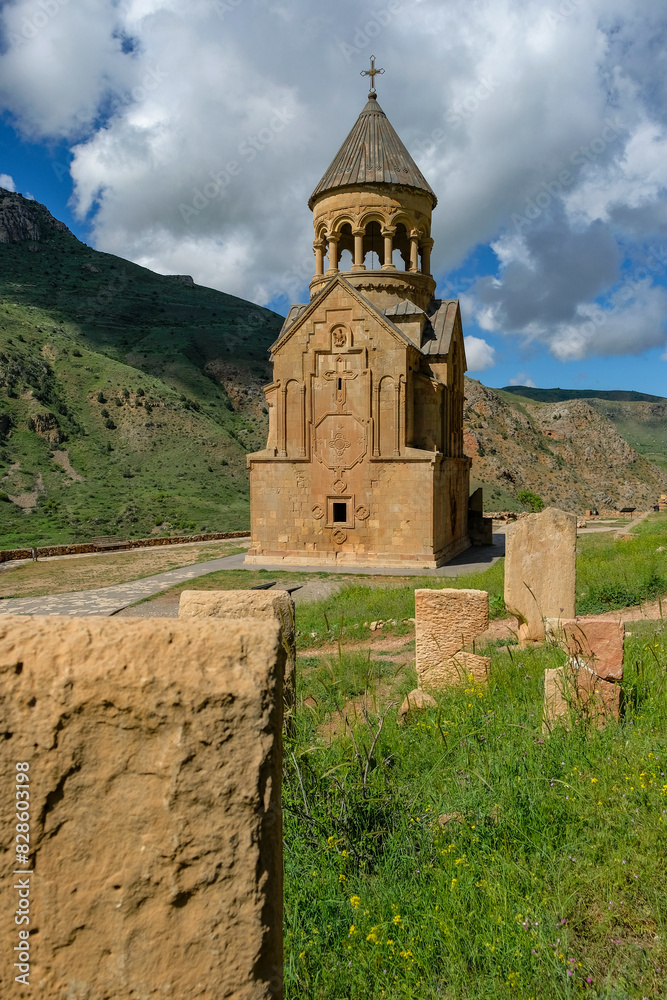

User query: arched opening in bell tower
[362,220,383,269]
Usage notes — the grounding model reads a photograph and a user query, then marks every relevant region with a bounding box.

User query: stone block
[397,688,436,724]
[0,615,284,999]
[543,663,621,733]
[415,588,490,690]
[547,618,624,681]
[179,589,296,715]
[504,506,576,643]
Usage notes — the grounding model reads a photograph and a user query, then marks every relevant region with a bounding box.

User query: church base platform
[244,535,471,571]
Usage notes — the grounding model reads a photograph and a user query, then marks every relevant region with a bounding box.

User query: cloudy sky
[1,0,666,393]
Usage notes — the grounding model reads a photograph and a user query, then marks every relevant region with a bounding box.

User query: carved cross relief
[322,354,357,408]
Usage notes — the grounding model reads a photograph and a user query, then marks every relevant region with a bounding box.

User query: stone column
[394,378,402,456]
[381,226,396,269]
[278,383,287,457]
[313,240,325,276]
[352,228,365,270]
[409,231,420,272]
[299,384,307,457]
[420,237,434,276]
[372,382,380,457]
[326,234,339,273]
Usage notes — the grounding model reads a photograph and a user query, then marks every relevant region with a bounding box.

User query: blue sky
[1,0,666,396]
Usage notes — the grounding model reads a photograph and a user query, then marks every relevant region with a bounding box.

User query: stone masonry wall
[0,615,284,999]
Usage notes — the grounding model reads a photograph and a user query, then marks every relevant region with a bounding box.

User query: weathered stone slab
[0,615,284,999]
[397,688,436,725]
[543,664,621,733]
[547,618,624,680]
[415,588,490,690]
[179,588,296,714]
[504,506,576,643]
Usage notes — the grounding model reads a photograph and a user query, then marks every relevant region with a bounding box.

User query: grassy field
[283,520,667,998]
[0,223,282,546]
[0,538,248,598]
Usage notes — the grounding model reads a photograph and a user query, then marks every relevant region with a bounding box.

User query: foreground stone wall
[415,588,490,689]
[0,615,284,998]
[179,588,296,716]
[504,506,576,643]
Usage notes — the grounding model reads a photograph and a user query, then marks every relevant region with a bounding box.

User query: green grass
[284,624,667,999]
[0,227,282,545]
[576,516,667,615]
[295,561,506,648]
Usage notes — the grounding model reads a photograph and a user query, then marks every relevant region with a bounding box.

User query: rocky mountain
[465,380,667,513]
[1,188,664,546]
[0,188,283,547]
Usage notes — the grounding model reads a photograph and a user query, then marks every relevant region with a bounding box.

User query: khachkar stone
[542,619,624,731]
[246,80,472,569]
[179,588,296,718]
[504,506,577,643]
[415,588,490,690]
[0,615,284,999]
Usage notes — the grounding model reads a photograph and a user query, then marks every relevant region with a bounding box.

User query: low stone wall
[0,614,284,997]
[0,529,250,564]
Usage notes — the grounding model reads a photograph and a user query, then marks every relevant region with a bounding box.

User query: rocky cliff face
[0,188,71,244]
[464,379,667,512]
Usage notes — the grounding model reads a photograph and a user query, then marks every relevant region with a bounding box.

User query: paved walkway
[0,535,506,617]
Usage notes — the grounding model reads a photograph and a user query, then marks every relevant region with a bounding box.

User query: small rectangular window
[332,501,347,523]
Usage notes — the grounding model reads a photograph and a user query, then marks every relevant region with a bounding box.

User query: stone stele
[0,615,284,999]
[504,506,577,643]
[543,664,621,732]
[546,618,624,681]
[179,588,296,714]
[415,588,490,690]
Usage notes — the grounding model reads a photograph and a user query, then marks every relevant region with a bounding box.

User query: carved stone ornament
[333,479,347,494]
[332,528,347,545]
[332,327,347,348]
[311,504,325,520]
[355,504,370,520]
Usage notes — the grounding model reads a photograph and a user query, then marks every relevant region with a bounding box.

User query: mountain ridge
[0,188,665,545]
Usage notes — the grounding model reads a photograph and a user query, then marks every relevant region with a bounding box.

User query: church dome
[309,93,436,210]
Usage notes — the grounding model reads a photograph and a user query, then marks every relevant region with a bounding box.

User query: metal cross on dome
[361,55,384,96]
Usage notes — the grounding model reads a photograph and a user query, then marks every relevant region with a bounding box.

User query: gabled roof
[308,94,436,209]
[382,298,461,356]
[422,299,460,356]
[271,275,418,354]
[273,278,462,361]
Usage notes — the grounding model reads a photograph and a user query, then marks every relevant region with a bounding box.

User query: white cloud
[464,335,496,371]
[0,0,664,362]
[509,373,537,388]
[0,173,15,191]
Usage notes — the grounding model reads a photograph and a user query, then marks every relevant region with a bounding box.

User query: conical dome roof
[308,93,436,209]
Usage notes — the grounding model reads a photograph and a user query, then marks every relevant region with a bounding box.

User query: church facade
[246,87,471,568]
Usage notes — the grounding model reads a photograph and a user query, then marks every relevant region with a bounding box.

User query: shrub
[517,489,545,512]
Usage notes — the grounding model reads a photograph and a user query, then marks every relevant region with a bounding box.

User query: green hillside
[0,190,283,547]
[501,385,665,404]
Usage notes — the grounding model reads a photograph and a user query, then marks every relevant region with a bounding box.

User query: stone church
[246,82,472,568]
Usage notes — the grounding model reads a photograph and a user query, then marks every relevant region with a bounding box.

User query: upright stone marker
[0,615,284,999]
[504,507,576,643]
[179,588,296,716]
[415,588,490,689]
